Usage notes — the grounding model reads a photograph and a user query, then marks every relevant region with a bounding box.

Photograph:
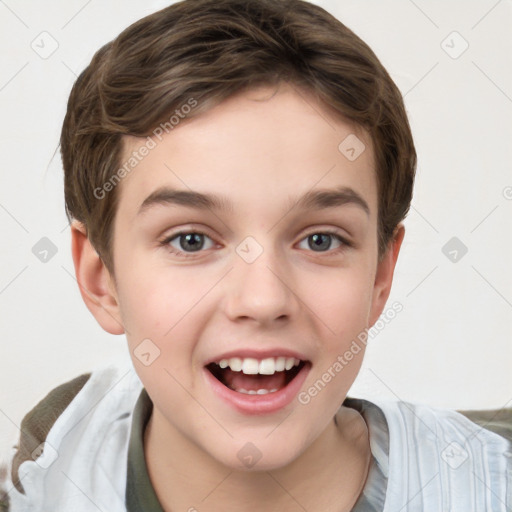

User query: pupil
[181,233,203,251]
[310,233,330,251]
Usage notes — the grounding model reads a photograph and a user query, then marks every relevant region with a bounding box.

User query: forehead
[116,83,377,221]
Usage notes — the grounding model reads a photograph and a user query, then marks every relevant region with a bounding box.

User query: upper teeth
[217,357,301,375]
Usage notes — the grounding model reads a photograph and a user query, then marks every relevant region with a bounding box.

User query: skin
[71,82,404,511]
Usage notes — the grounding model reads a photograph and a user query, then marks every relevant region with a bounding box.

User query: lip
[204,348,309,365]
[203,361,311,415]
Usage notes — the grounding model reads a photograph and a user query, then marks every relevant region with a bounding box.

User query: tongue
[223,368,287,392]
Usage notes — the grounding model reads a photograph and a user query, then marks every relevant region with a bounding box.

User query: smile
[204,354,311,414]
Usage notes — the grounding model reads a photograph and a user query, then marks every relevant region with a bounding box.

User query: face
[106,83,395,470]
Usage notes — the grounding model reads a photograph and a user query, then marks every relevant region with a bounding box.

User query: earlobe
[368,224,405,326]
[70,221,125,335]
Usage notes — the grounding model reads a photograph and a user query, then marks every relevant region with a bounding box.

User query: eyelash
[159,229,352,259]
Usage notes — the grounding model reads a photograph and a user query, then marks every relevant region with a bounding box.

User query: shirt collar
[125,390,389,511]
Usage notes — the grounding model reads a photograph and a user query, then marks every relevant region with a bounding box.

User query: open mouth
[206,356,308,395]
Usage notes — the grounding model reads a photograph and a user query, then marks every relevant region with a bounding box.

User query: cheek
[306,265,375,342]
[116,267,207,407]
[116,253,204,337]
[113,233,228,375]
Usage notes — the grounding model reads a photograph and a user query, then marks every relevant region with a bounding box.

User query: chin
[204,432,308,473]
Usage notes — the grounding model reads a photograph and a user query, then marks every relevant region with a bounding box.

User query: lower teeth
[237,388,279,395]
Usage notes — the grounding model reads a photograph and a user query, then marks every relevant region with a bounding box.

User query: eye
[162,231,215,257]
[160,229,351,258]
[297,231,350,253]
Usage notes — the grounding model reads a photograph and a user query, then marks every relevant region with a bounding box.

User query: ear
[368,224,405,326]
[70,221,125,335]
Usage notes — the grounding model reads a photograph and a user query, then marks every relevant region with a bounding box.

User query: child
[5,0,511,510]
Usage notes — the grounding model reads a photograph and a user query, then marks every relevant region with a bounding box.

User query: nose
[223,244,299,326]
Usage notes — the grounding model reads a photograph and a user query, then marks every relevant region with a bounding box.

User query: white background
[1,0,511,461]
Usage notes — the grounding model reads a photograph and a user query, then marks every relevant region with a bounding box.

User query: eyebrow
[137,185,370,216]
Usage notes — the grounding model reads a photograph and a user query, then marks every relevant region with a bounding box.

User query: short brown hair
[61,0,416,274]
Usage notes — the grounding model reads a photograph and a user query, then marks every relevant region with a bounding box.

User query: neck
[145,406,371,512]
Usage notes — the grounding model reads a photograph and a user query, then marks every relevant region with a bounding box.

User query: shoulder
[7,364,142,510]
[457,407,512,443]
[1,373,91,511]
[375,398,512,457]
[349,397,512,510]
[376,398,511,509]
[10,373,92,494]
[383,398,512,444]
